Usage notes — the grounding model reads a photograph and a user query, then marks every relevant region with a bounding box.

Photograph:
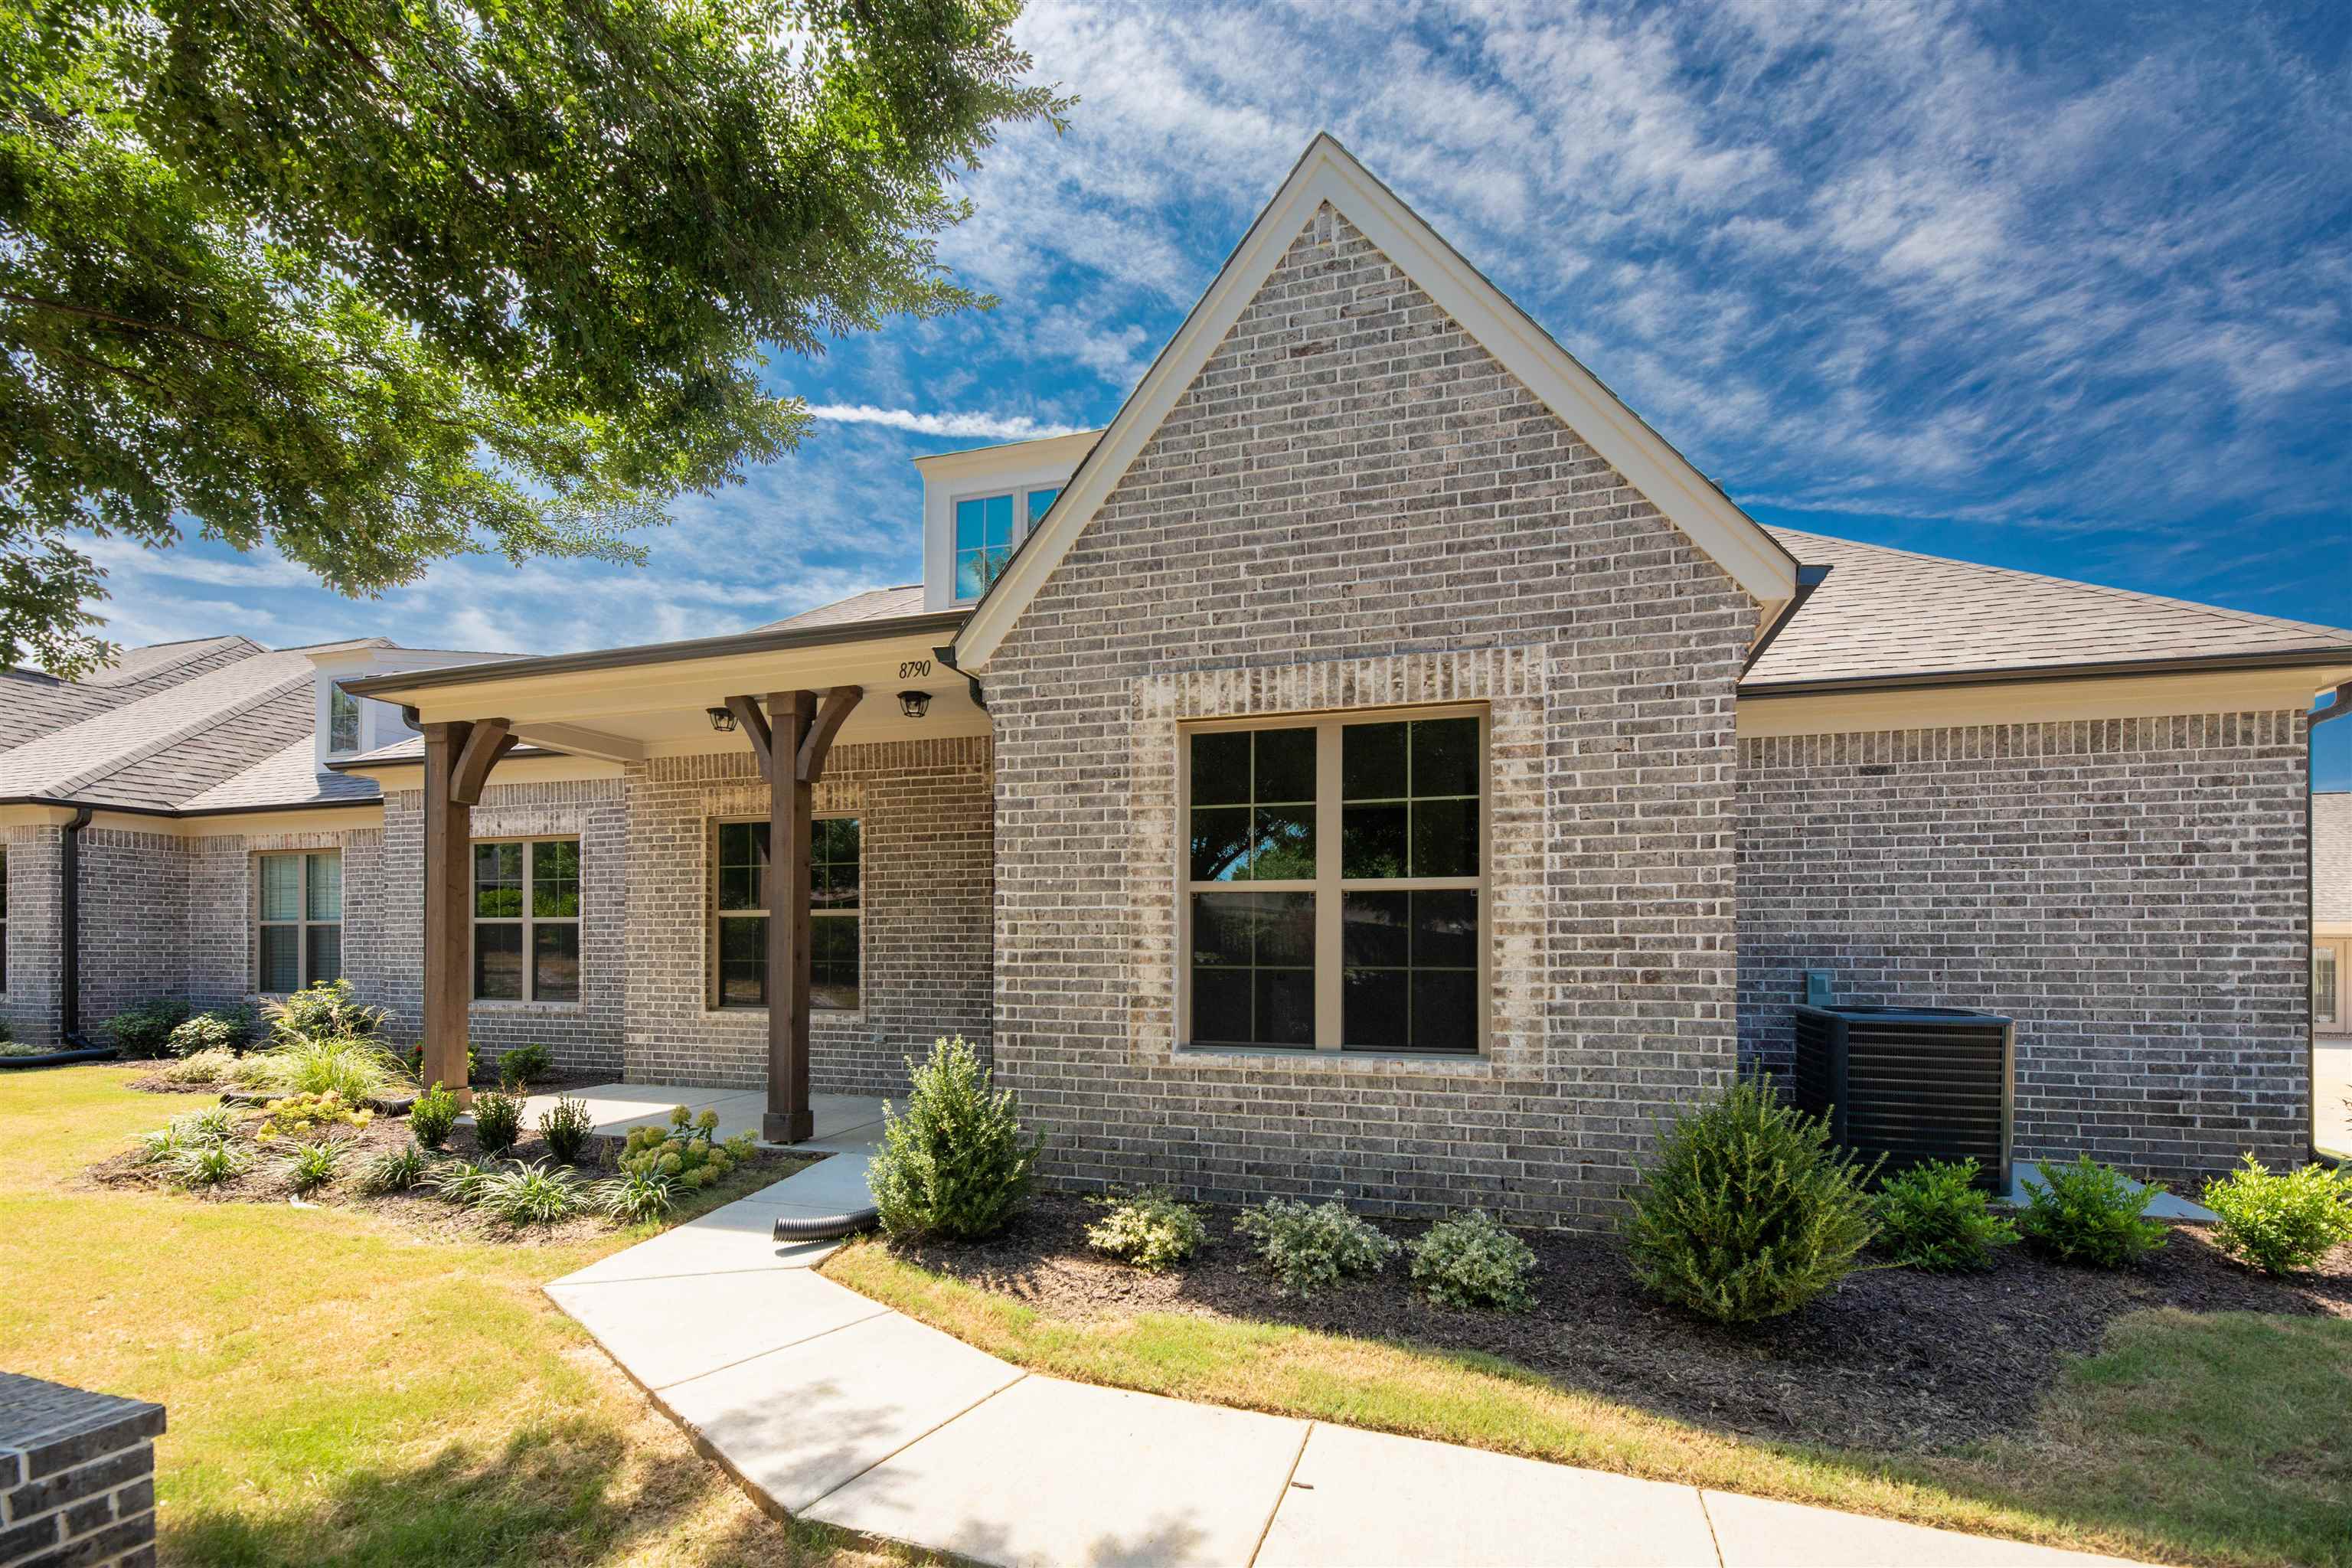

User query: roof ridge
[47,669,315,800]
[1767,528,2352,647]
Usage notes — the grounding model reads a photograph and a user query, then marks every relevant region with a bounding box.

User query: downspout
[933,645,985,712]
[2306,680,2352,1167]
[59,805,93,1047]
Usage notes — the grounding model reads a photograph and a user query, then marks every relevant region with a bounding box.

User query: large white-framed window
[2317,938,2348,1036]
[712,816,862,1011]
[952,486,1060,602]
[256,851,341,992]
[472,838,581,1002]
[1179,706,1488,1055]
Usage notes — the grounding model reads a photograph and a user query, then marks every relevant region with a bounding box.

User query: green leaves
[871,1034,1040,1241]
[0,0,1067,671]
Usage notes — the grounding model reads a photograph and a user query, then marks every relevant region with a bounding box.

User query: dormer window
[953,487,1063,603]
[328,685,361,753]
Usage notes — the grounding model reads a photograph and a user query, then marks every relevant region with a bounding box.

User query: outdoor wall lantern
[897,689,931,720]
[706,706,737,733]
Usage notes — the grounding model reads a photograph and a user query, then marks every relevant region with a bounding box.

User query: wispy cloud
[805,404,1091,440]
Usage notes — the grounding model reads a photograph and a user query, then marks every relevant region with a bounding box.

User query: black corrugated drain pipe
[773,1207,880,1244]
[60,805,93,1046]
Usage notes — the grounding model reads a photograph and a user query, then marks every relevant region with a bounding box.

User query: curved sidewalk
[547,1142,2148,1568]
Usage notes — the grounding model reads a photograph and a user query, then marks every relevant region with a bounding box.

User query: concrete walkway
[541,1089,2148,1568]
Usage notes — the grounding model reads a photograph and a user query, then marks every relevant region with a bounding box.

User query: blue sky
[90,1,2351,779]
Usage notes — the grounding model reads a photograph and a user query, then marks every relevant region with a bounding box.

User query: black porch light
[897,689,930,720]
[707,705,738,732]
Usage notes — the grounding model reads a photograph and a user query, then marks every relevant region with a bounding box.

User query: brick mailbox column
[0,1372,165,1567]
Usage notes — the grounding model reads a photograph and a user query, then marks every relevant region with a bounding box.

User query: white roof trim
[953,134,1801,671]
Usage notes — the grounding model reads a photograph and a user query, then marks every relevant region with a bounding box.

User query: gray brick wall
[1737,714,2313,1187]
[183,825,383,1011]
[981,204,1754,1228]
[1,827,63,1047]
[0,1371,163,1568]
[74,828,188,1027]
[378,778,629,1078]
[623,737,995,1099]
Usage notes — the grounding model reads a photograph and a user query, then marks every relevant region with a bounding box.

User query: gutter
[1736,645,2352,699]
[341,609,972,701]
[59,805,91,1046]
[1741,564,1831,676]
[0,794,377,820]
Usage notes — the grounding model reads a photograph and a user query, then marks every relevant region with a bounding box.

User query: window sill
[1172,1044,1495,1076]
[469,1000,586,1013]
[701,1007,864,1020]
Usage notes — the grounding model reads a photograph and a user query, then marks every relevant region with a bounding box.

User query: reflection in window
[256,851,341,991]
[712,818,861,1010]
[472,839,582,1001]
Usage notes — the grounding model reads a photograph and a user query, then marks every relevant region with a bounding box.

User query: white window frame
[327,684,362,754]
[1176,704,1491,1057]
[946,486,1060,606]
[470,836,583,1004]
[708,815,862,1011]
[254,850,341,994]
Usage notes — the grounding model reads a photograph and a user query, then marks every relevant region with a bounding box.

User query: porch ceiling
[343,620,987,756]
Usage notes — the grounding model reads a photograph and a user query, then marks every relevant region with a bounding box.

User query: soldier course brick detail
[981,204,1756,1229]
[1736,712,2313,1187]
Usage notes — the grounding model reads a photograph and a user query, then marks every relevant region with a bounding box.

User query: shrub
[279,1137,345,1194]
[591,1168,678,1223]
[100,999,192,1058]
[616,1111,755,1192]
[253,1090,372,1144]
[472,1090,524,1157]
[475,1160,580,1223]
[355,1142,430,1195]
[1409,1209,1538,1311]
[269,1034,406,1102]
[1874,1159,2019,1272]
[410,1083,460,1150]
[172,1142,250,1188]
[156,1048,240,1086]
[2200,1156,2352,1276]
[263,979,387,1044]
[499,1043,554,1089]
[138,1106,240,1163]
[227,1053,283,1090]
[538,1096,594,1165]
[165,1004,260,1057]
[2016,1156,2171,1268]
[0,1040,40,1058]
[1624,1076,1879,1325]
[405,1042,479,1083]
[1236,1197,1400,1296]
[871,1036,1042,1241]
[1085,1189,1207,1272]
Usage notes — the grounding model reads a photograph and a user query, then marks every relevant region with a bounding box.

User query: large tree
[0,0,1061,673]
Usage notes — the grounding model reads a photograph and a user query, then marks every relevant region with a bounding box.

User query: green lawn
[825,1228,2352,1568]
[0,1065,929,1568]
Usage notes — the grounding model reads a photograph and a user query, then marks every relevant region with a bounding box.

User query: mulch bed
[88,1107,812,1246]
[882,1191,2352,1455]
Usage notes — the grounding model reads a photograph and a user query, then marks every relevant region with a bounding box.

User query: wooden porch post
[724,687,861,1144]
[420,717,512,1102]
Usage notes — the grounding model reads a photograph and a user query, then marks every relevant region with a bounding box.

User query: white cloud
[805,404,1092,440]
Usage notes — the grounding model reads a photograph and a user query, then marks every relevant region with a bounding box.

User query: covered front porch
[340,609,995,1141]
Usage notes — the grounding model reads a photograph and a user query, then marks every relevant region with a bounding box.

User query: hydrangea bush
[254,1090,373,1142]
[618,1106,756,1191]
[1086,1189,1207,1271]
[1235,1197,1400,1296]
[1408,1209,1537,1311]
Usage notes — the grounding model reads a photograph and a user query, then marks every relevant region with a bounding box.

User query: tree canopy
[0,0,1062,673]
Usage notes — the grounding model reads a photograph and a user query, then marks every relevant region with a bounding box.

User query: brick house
[6,138,2347,1221]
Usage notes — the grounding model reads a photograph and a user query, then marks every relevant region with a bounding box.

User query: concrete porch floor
[506,1083,888,1153]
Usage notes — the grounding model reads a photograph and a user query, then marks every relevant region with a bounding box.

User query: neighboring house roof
[1748,529,2352,691]
[0,635,266,747]
[952,134,1803,671]
[0,642,391,813]
[756,586,927,632]
[2318,792,2352,927]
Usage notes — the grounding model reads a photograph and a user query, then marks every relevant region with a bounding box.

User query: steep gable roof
[0,635,266,747]
[1748,528,2352,691]
[952,135,1799,671]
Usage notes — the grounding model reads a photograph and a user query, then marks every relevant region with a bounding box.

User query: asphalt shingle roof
[1748,528,2352,689]
[754,586,928,632]
[0,636,266,748]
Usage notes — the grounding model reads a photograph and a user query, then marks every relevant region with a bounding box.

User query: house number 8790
[898,659,933,679]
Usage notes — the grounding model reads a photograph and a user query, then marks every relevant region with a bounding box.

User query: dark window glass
[719,916,766,1006]
[1341,888,1477,1054]
[717,822,767,911]
[1190,731,1250,805]
[474,923,523,1000]
[1189,727,1317,883]
[305,925,342,986]
[1410,798,1479,878]
[1188,890,1314,1047]
[813,818,861,910]
[1190,807,1250,882]
[1341,721,1407,802]
[1340,804,1406,879]
[1254,727,1316,802]
[473,842,523,918]
[1410,717,1479,799]
[1341,717,1478,880]
[812,916,860,1010]
[531,840,580,918]
[533,923,580,1002]
[258,926,300,993]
